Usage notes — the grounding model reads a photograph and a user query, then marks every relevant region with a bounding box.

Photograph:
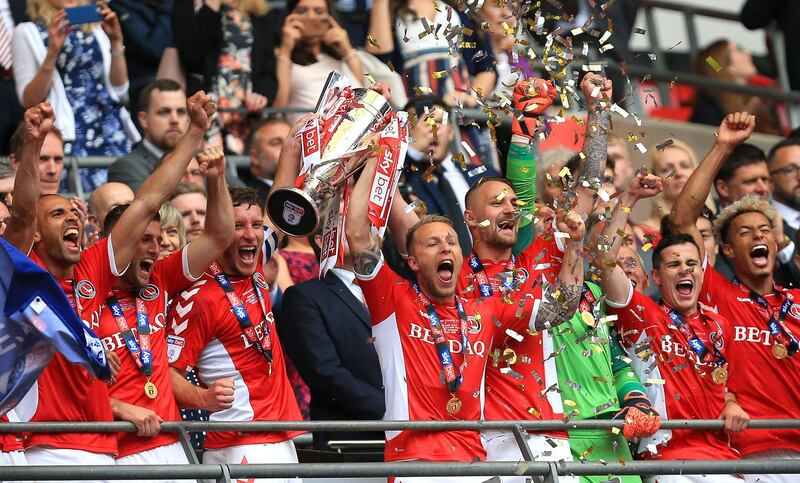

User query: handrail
[2,418,799,432]
[640,0,740,22]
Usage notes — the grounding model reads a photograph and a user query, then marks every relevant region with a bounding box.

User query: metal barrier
[1,419,799,482]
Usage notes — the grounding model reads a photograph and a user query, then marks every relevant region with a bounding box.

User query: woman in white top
[12,0,139,192]
[272,0,364,119]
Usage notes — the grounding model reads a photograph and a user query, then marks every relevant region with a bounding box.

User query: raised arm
[386,186,419,256]
[365,0,393,56]
[533,211,585,331]
[4,103,54,252]
[593,171,663,305]
[109,91,214,274]
[571,73,613,217]
[346,157,382,275]
[669,112,755,261]
[184,146,235,277]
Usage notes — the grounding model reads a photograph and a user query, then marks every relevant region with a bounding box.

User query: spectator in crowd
[181,156,204,189]
[12,0,140,192]
[740,0,800,92]
[278,226,385,450]
[400,98,498,253]
[635,140,702,241]
[272,0,364,119]
[87,181,134,234]
[0,163,15,205]
[0,199,10,236]
[0,0,27,156]
[169,182,206,242]
[537,146,575,209]
[109,0,174,121]
[157,202,185,260]
[671,112,800,481]
[8,120,63,195]
[691,39,785,135]
[242,117,291,203]
[108,79,188,193]
[607,133,635,192]
[172,0,277,154]
[714,143,772,208]
[479,0,525,100]
[768,137,800,241]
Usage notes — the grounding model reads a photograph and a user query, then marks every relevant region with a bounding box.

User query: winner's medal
[446,396,462,415]
[772,342,788,359]
[711,366,728,385]
[144,380,158,399]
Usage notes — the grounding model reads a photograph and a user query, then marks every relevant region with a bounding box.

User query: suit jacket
[277,271,385,450]
[9,0,26,24]
[237,168,272,205]
[107,143,161,193]
[172,0,279,103]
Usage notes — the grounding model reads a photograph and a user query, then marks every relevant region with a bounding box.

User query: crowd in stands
[1,1,800,483]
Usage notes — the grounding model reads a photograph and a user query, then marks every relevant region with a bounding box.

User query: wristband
[343,49,359,62]
[111,46,126,58]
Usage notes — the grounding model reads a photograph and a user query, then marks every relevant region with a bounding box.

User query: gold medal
[144,381,158,399]
[446,397,462,415]
[711,367,728,385]
[502,348,518,365]
[772,343,788,360]
[581,310,596,327]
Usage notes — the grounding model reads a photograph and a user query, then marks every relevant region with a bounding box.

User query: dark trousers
[0,77,23,156]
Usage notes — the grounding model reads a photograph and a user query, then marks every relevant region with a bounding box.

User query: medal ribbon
[578,283,596,314]
[733,278,799,356]
[209,262,273,367]
[412,283,469,393]
[106,294,153,377]
[467,252,516,297]
[666,307,727,368]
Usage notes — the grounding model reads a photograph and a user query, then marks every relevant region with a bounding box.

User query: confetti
[646,378,666,385]
[558,166,572,178]
[705,56,722,72]
[496,189,508,202]
[478,219,491,228]
[610,103,629,118]
[432,70,448,79]
[554,231,571,239]
[366,35,380,49]
[461,140,477,158]
[634,142,647,154]
[506,328,524,342]
[467,165,487,177]
[641,243,653,252]
[599,44,615,53]
[633,27,646,35]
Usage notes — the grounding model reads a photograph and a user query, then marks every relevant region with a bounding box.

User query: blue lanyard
[106,294,153,377]
[412,282,469,393]
[733,278,798,355]
[666,306,727,367]
[467,252,516,297]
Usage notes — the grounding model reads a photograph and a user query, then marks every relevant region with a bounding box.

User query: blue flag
[0,237,110,416]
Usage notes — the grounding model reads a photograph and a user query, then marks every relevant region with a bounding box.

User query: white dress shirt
[774,199,800,231]
[330,267,365,305]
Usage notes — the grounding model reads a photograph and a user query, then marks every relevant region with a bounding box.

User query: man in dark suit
[277,232,385,451]
[239,118,291,204]
[0,0,27,155]
[401,97,498,253]
[108,79,188,192]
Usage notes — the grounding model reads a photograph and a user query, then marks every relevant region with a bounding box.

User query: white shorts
[0,450,26,483]
[644,476,743,483]
[481,430,578,483]
[743,448,800,483]
[24,446,115,483]
[394,477,488,483]
[202,440,301,483]
[115,442,192,483]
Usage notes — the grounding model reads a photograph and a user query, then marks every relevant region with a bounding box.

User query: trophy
[267,76,394,237]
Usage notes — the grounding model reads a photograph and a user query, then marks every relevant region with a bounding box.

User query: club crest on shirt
[467,315,481,334]
[515,268,529,285]
[253,272,269,290]
[790,304,800,320]
[76,280,96,299]
[139,284,160,301]
[709,331,724,351]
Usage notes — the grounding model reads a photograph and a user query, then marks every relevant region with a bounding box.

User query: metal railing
[2,419,800,482]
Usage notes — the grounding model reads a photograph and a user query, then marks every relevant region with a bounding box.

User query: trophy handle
[266,187,322,237]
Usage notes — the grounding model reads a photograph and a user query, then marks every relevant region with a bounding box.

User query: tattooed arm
[533,211,585,331]
[571,73,612,217]
[346,157,384,275]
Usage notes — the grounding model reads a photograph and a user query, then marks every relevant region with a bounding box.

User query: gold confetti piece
[432,70,448,79]
[581,311,595,327]
[646,378,666,385]
[706,56,722,72]
[496,188,508,202]
[558,166,572,178]
[528,407,541,418]
[570,27,584,36]
[413,86,433,95]
[599,44,615,53]
[459,41,476,48]
[611,427,621,435]
[642,243,653,252]
[387,61,395,72]
[599,30,612,44]
[627,132,638,142]
[563,399,577,407]
[364,73,376,85]
[502,348,518,365]
[554,232,571,239]
[366,35,380,49]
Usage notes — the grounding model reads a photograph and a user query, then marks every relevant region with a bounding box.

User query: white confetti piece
[467,165,487,177]
[506,328,524,342]
[599,44,614,53]
[610,103,629,118]
[635,142,647,154]
[599,31,612,44]
[461,140,476,158]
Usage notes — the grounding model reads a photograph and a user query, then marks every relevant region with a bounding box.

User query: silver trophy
[267,85,393,236]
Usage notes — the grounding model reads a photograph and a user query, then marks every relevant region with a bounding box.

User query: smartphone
[303,17,331,36]
[65,4,102,25]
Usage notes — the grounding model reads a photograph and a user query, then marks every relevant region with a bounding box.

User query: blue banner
[0,238,109,415]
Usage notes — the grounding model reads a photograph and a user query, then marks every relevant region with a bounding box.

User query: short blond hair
[713,195,777,243]
[406,215,455,256]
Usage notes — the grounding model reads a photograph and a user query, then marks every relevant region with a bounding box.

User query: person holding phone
[11,0,140,193]
[271,0,364,121]
[172,0,277,155]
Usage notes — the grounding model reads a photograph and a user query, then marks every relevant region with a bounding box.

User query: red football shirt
[97,247,198,457]
[167,228,303,449]
[0,411,23,452]
[19,237,120,454]
[607,288,740,461]
[700,265,800,456]
[357,256,532,463]
[458,236,567,431]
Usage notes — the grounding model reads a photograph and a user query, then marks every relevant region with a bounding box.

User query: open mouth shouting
[749,244,770,269]
[63,226,80,253]
[138,257,155,278]
[496,217,516,234]
[239,246,258,266]
[437,258,455,284]
[675,279,694,298]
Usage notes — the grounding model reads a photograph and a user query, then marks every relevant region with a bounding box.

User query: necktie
[0,20,12,71]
